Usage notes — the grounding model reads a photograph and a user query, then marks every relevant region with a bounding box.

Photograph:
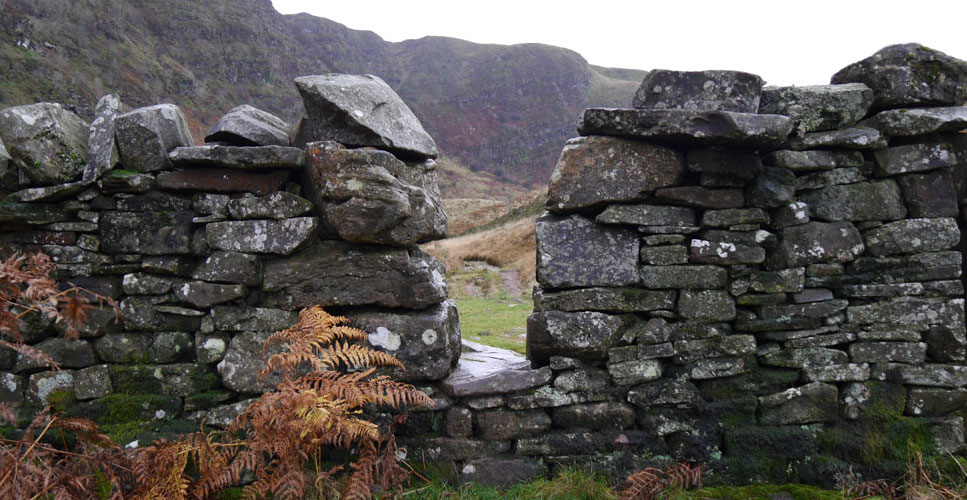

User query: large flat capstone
[759,83,873,133]
[115,104,193,172]
[632,69,764,113]
[205,104,291,147]
[0,103,89,185]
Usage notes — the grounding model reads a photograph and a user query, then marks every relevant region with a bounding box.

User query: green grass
[447,263,530,354]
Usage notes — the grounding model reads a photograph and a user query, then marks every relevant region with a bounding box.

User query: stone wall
[0,74,459,441]
[400,44,967,487]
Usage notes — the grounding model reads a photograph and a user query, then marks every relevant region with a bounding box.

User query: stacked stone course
[0,74,459,438]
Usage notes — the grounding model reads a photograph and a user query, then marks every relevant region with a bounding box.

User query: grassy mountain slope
[0,0,644,188]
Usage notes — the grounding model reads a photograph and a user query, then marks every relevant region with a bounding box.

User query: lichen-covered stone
[678,290,736,321]
[641,265,728,289]
[746,166,795,209]
[874,142,959,176]
[633,69,764,112]
[759,382,838,425]
[261,240,447,310]
[800,180,906,222]
[0,372,24,407]
[534,287,675,313]
[74,365,112,400]
[191,251,260,285]
[863,218,960,256]
[763,150,864,172]
[205,217,318,255]
[862,106,967,136]
[217,330,278,393]
[14,338,96,372]
[553,367,610,392]
[782,126,886,151]
[849,342,927,364]
[760,347,849,369]
[293,74,437,158]
[100,211,194,255]
[456,457,546,487]
[897,170,959,218]
[27,370,74,405]
[536,214,638,289]
[831,43,967,109]
[689,239,765,265]
[777,221,864,266]
[169,145,305,169]
[847,297,965,327]
[759,83,873,133]
[527,311,632,361]
[226,191,313,220]
[627,379,701,407]
[347,301,460,382]
[475,409,551,440]
[640,245,689,266]
[84,94,124,182]
[93,334,150,363]
[873,363,967,388]
[0,103,89,185]
[210,306,297,332]
[924,325,967,362]
[803,363,870,383]
[301,141,445,245]
[205,104,290,147]
[156,168,291,195]
[578,108,794,149]
[701,208,768,227]
[772,201,810,227]
[596,204,695,226]
[906,388,967,416]
[607,358,661,386]
[174,281,246,308]
[115,104,193,172]
[654,186,744,209]
[551,402,636,430]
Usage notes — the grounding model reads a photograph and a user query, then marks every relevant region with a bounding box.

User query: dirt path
[499,269,524,298]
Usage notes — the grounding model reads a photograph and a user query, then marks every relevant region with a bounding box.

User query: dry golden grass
[443,199,509,236]
[424,215,537,283]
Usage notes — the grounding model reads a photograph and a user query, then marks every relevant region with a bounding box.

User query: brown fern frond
[620,462,705,500]
[320,341,405,370]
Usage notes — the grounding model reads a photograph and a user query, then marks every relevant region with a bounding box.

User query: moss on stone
[45,388,77,412]
[689,483,842,500]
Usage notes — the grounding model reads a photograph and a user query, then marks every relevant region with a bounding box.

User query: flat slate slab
[441,340,545,397]
[577,108,793,149]
[861,106,967,137]
[169,145,305,169]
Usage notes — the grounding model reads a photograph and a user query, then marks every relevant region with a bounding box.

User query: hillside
[0,0,646,188]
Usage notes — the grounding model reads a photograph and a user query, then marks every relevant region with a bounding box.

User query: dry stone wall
[0,74,459,440]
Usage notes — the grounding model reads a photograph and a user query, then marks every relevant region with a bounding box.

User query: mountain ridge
[0,0,646,187]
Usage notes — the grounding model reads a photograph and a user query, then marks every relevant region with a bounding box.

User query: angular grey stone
[633,69,764,112]
[641,265,728,289]
[862,106,967,136]
[873,363,967,388]
[607,358,662,386]
[444,407,473,438]
[217,330,276,393]
[759,83,873,133]
[759,382,838,425]
[863,218,960,256]
[150,331,193,363]
[205,217,319,255]
[628,379,701,407]
[772,201,810,227]
[874,142,959,176]
[746,166,796,209]
[27,370,75,405]
[100,211,194,255]
[801,180,906,222]
[735,293,788,306]
[4,180,88,203]
[174,281,246,308]
[552,402,636,430]
[14,338,96,372]
[97,171,155,193]
[107,363,214,398]
[505,386,603,410]
[803,363,870,383]
[764,150,864,172]
[831,43,967,109]
[678,289,736,321]
[783,126,887,151]
[578,108,794,149]
[71,365,111,401]
[84,94,124,182]
[92,334,151,364]
[0,372,24,407]
[761,299,848,319]
[536,213,638,289]
[302,141,445,245]
[792,288,834,303]
[457,457,546,487]
[640,245,689,265]
[673,335,756,364]
[778,221,864,266]
[347,301,460,382]
[534,287,675,313]
[293,74,437,158]
[702,208,768,227]
[205,104,290,147]
[681,357,748,380]
[192,251,260,286]
[195,333,229,364]
[0,103,88,185]
[794,168,869,191]
[906,388,967,416]
[115,104,193,172]
[849,342,927,364]
[526,311,631,361]
[688,239,764,265]
[169,145,305,169]
[553,367,610,392]
[897,170,959,217]
[261,240,447,310]
[760,347,849,369]
[227,192,313,220]
[596,204,695,226]
[847,297,965,326]
[475,410,551,440]
[637,225,700,235]
[546,136,684,213]
[121,273,180,295]
[192,193,231,215]
[211,306,297,332]
[924,325,967,362]
[686,148,762,181]
[653,186,744,209]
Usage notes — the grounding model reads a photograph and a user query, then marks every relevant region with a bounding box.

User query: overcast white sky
[272,0,967,87]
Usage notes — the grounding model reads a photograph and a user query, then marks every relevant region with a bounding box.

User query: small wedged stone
[794,168,868,191]
[906,388,967,416]
[653,186,744,209]
[782,126,887,151]
[98,171,155,193]
[4,181,87,203]
[84,94,124,182]
[121,272,180,295]
[897,170,959,217]
[701,208,768,227]
[536,214,638,289]
[115,104,193,172]
[174,281,247,308]
[596,204,695,226]
[526,311,632,361]
[0,103,89,185]
[803,363,870,383]
[862,106,967,136]
[169,145,305,169]
[474,409,551,440]
[205,217,319,255]
[205,104,290,146]
[759,83,873,133]
[847,297,965,326]
[673,335,755,363]
[552,402,636,430]
[640,245,689,265]
[831,43,967,109]
[261,240,447,310]
[156,168,291,195]
[688,239,764,265]
[772,201,810,227]
[874,142,959,176]
[533,287,675,313]
[777,221,864,266]
[577,108,794,149]
[849,342,927,364]
[633,69,764,112]
[746,166,795,209]
[763,150,864,172]
[302,141,445,245]
[679,357,748,380]
[759,382,838,425]
[760,347,849,369]
[607,358,662,385]
[678,290,736,321]
[760,300,849,319]
[192,251,260,285]
[226,191,313,220]
[801,180,906,222]
[627,379,701,407]
[863,218,960,256]
[553,368,609,392]
[293,74,437,158]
